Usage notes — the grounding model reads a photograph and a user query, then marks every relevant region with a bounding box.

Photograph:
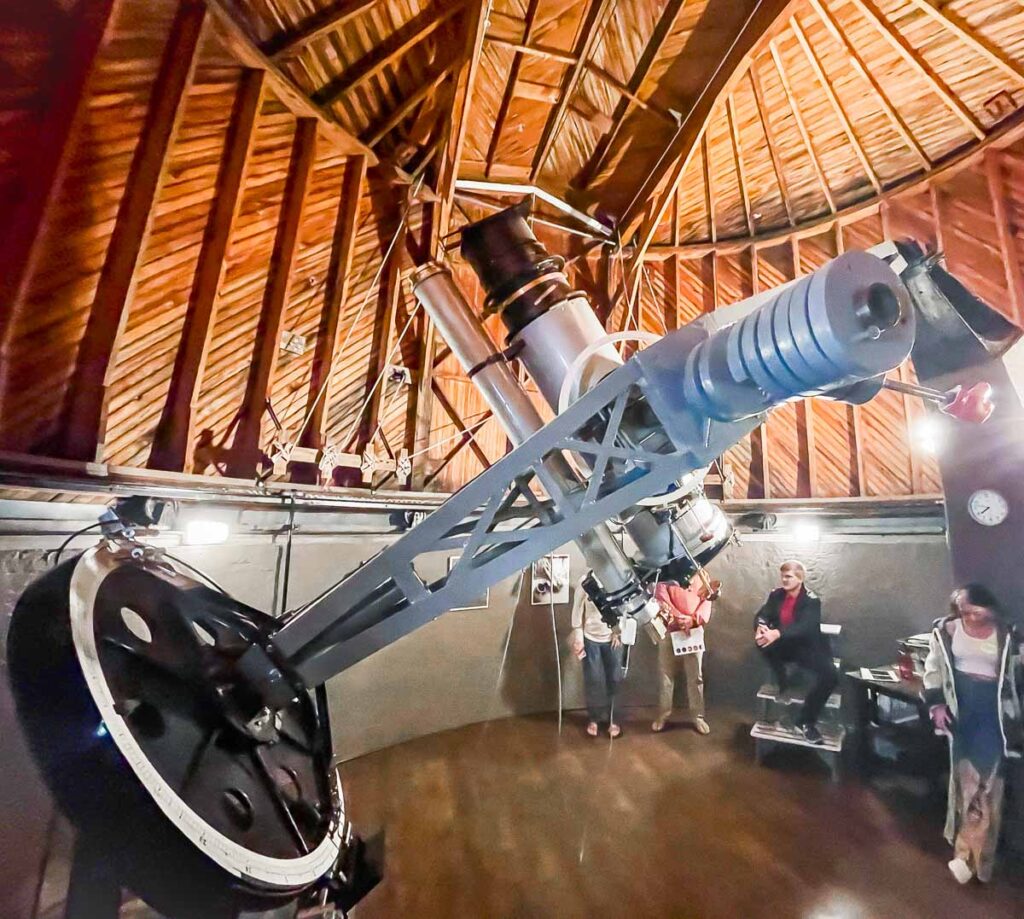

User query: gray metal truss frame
[272,321,758,687]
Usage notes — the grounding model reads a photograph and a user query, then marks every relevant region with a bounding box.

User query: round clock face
[968,489,1009,527]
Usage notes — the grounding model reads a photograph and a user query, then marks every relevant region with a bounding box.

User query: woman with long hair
[923,583,1024,883]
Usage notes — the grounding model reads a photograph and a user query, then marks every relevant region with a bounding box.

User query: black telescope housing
[460,199,572,339]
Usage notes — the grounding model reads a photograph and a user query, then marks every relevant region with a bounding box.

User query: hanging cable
[546,554,564,736]
[49,522,103,567]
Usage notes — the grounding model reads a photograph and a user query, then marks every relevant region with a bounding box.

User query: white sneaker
[948,858,972,884]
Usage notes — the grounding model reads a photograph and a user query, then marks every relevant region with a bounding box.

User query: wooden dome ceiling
[0,0,1022,504]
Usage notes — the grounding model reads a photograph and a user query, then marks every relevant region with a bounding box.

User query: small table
[845,668,942,780]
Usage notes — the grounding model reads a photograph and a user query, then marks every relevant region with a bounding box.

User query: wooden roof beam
[529,0,618,182]
[226,118,319,477]
[646,102,1024,259]
[150,69,268,473]
[902,0,1024,89]
[790,15,881,194]
[291,154,368,483]
[204,0,376,161]
[362,63,454,147]
[725,95,755,236]
[485,0,542,178]
[702,134,717,243]
[56,0,208,462]
[264,0,380,60]
[314,2,465,107]
[845,0,985,140]
[485,34,578,66]
[748,64,795,226]
[0,0,119,403]
[433,0,489,255]
[768,39,836,213]
[578,0,690,189]
[808,0,930,170]
[619,0,796,262]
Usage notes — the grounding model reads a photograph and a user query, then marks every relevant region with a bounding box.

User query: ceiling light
[184,519,230,546]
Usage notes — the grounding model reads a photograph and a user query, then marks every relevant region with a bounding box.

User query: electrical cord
[50,522,103,567]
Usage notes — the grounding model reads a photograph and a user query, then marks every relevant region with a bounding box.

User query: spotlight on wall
[183,519,230,546]
[912,414,944,455]
[790,519,821,542]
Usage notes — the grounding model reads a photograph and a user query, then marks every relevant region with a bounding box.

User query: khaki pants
[657,638,704,721]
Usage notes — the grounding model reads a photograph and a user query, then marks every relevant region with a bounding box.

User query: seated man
[753,560,837,745]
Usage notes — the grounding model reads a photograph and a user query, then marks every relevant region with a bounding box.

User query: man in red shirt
[652,577,712,735]
[753,560,837,745]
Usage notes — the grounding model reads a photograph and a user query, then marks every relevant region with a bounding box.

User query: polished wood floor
[341,710,1024,919]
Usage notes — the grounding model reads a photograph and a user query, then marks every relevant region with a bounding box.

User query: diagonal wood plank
[56,0,208,462]
[529,0,618,182]
[204,0,376,160]
[150,69,268,473]
[0,0,119,404]
[314,2,465,107]
[620,0,796,260]
[290,153,368,483]
[264,0,380,60]
[577,0,690,188]
[226,118,319,477]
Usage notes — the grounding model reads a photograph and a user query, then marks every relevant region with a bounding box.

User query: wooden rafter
[702,135,717,243]
[648,108,1024,258]
[748,65,794,227]
[790,238,817,498]
[808,0,930,170]
[150,69,268,473]
[204,0,376,160]
[621,0,796,261]
[485,0,542,178]
[529,0,618,182]
[578,0,689,188]
[424,409,494,487]
[984,151,1024,326]
[291,154,368,483]
[845,0,985,141]
[56,0,208,462]
[434,0,489,255]
[725,95,755,235]
[768,39,836,213]
[355,220,408,457]
[431,380,492,470]
[0,0,119,401]
[485,34,578,66]
[790,15,881,193]
[902,0,1024,89]
[484,33,679,126]
[362,63,454,148]
[314,2,464,107]
[227,118,319,477]
[264,0,379,60]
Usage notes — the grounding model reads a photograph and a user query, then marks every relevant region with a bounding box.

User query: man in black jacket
[753,560,837,744]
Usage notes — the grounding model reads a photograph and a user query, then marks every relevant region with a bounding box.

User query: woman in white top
[923,583,1024,884]
[570,574,624,739]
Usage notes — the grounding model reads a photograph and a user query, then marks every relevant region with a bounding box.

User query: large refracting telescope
[7,202,919,916]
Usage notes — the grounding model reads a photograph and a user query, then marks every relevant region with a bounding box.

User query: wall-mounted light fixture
[790,519,821,542]
[183,519,230,546]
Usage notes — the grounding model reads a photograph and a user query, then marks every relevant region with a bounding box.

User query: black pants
[759,639,838,726]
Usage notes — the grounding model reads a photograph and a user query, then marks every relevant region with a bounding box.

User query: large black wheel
[8,546,345,918]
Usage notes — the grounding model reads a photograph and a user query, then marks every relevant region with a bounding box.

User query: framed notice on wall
[531,554,570,605]
[446,557,490,610]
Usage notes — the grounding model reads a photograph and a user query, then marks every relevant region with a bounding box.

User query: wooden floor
[341,710,1024,919]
